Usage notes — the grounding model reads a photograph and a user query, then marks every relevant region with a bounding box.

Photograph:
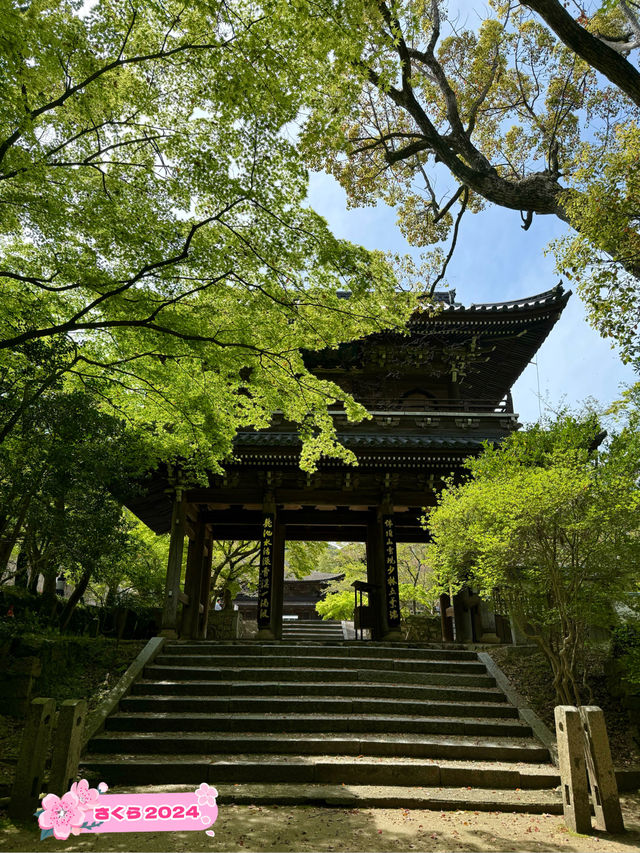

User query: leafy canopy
[427,411,640,703]
[0,0,420,474]
[315,541,437,620]
[271,0,640,359]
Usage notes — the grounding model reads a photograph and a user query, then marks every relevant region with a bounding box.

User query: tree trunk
[41,565,58,620]
[105,585,118,609]
[523,0,640,107]
[27,566,39,594]
[0,493,32,577]
[59,567,92,633]
[14,549,28,588]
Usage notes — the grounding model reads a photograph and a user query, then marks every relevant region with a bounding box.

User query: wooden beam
[187,489,437,507]
[200,505,432,525]
[204,524,428,543]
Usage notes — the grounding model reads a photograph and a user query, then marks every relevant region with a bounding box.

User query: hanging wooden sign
[382,516,401,629]
[257,514,274,627]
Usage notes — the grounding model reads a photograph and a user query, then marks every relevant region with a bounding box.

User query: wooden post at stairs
[365,516,384,640]
[580,706,624,833]
[160,486,186,638]
[184,518,206,640]
[555,705,592,834]
[198,532,214,640]
[439,593,454,642]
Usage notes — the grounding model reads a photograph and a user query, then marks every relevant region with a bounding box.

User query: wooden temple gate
[125,287,571,643]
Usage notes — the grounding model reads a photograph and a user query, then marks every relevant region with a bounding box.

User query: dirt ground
[2,795,640,853]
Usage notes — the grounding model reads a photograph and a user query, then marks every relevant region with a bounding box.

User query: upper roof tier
[304,284,571,412]
[426,285,569,313]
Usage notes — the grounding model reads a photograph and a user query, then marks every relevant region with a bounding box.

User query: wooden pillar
[198,533,214,640]
[439,593,454,642]
[365,517,384,640]
[271,520,286,640]
[452,592,468,641]
[9,698,55,820]
[478,598,500,643]
[160,488,186,638]
[184,519,206,640]
[49,699,87,795]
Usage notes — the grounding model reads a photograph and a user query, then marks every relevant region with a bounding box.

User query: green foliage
[286,541,330,579]
[0,0,419,476]
[314,541,437,620]
[0,605,58,643]
[275,0,640,360]
[611,620,640,688]
[210,541,262,601]
[552,120,640,363]
[316,589,355,621]
[428,409,640,704]
[88,512,167,610]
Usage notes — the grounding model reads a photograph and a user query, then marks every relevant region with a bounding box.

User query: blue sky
[308,171,637,426]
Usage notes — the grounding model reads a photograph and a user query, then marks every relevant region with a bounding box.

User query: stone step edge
[144,666,495,684]
[92,731,544,747]
[154,655,485,666]
[79,758,559,791]
[131,680,504,696]
[109,712,529,729]
[154,655,486,669]
[214,783,563,814]
[125,692,517,704]
[164,647,478,660]
[167,638,470,652]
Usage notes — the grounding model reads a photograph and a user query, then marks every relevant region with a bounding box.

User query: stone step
[282,626,344,632]
[79,754,559,791]
[153,653,487,673]
[166,643,479,661]
[106,712,530,738]
[130,679,506,703]
[144,664,495,688]
[120,695,518,718]
[88,732,549,763]
[282,631,340,643]
[282,625,344,637]
[214,783,564,814]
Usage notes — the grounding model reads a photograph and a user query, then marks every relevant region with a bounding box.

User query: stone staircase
[80,639,561,811]
[281,619,345,641]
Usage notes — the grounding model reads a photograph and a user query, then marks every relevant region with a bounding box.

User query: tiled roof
[440,284,570,314]
[234,432,495,450]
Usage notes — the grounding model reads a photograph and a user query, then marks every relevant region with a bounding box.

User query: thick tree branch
[522,0,640,106]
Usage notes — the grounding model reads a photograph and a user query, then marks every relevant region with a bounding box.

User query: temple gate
[125,286,570,641]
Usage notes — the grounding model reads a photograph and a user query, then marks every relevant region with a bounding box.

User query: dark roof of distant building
[284,571,343,582]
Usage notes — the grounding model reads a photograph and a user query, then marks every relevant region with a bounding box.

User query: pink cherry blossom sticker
[36,779,218,838]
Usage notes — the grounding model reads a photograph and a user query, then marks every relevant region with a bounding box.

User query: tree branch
[522,0,640,106]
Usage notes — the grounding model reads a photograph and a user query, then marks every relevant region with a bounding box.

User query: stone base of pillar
[479,632,501,643]
[256,628,275,640]
[382,629,403,642]
[159,628,178,639]
[510,616,529,645]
